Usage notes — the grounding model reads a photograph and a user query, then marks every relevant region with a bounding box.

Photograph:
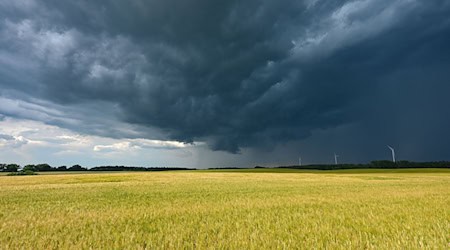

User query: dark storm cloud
[1,0,450,157]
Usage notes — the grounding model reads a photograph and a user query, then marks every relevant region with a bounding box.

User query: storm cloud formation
[1,0,450,160]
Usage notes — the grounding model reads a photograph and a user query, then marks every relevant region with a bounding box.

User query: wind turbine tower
[298,156,302,166]
[334,153,339,165]
[387,146,396,163]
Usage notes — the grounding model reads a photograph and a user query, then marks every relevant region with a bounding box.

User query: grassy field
[0,169,448,249]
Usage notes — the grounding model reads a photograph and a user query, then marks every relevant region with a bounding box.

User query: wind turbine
[387,145,396,163]
[334,153,339,165]
[298,155,302,166]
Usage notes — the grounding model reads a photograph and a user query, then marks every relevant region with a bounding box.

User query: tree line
[0,164,87,172]
[2,161,449,173]
[278,160,450,170]
[0,164,193,172]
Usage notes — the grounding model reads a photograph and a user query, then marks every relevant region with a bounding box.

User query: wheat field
[0,169,449,249]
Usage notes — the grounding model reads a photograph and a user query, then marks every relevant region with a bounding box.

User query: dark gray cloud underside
[1,0,450,159]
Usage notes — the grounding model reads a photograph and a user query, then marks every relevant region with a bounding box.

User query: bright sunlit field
[0,169,449,249]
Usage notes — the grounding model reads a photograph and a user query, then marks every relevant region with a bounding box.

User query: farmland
[0,169,449,249]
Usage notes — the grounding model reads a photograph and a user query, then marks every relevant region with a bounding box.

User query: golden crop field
[0,169,449,249]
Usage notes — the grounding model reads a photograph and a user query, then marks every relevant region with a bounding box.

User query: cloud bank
[1,0,450,164]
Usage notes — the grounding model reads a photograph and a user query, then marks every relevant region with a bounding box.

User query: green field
[0,169,449,249]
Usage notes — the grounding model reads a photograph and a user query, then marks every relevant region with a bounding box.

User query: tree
[68,165,87,171]
[57,166,67,171]
[35,164,54,171]
[23,164,37,172]
[5,164,19,172]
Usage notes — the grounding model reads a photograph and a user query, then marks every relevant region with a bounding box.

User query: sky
[1,0,450,168]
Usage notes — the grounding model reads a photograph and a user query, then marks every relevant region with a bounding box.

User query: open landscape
[1,1,450,249]
[1,169,448,249]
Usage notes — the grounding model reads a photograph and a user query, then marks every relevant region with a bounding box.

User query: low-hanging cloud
[0,133,28,148]
[93,139,192,153]
[1,0,450,160]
